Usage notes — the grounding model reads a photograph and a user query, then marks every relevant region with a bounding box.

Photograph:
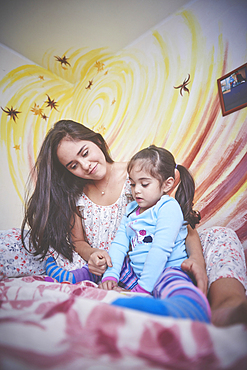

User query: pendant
[101,191,105,195]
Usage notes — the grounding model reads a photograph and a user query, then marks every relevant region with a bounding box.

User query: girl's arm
[182,226,208,295]
[72,212,112,275]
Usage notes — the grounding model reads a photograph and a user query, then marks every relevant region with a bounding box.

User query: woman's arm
[71,212,112,275]
[182,226,208,295]
[101,212,130,283]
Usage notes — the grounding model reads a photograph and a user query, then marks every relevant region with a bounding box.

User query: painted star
[85,80,93,90]
[39,75,45,80]
[45,95,59,110]
[95,61,105,72]
[174,74,191,96]
[13,145,21,150]
[31,103,43,116]
[41,113,49,121]
[1,106,21,122]
[54,55,71,67]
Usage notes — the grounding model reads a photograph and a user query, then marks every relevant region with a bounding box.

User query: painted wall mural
[0,0,247,246]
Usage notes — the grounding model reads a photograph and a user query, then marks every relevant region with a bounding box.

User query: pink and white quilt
[0,275,247,370]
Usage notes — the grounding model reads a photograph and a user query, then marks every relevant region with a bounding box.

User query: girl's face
[129,162,165,212]
[57,138,107,180]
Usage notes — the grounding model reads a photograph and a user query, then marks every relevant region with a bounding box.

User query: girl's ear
[163,177,175,194]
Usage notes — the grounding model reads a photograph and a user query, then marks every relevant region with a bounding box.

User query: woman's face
[57,138,107,180]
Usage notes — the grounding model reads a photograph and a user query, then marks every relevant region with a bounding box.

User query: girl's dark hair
[127,145,200,228]
[21,119,113,261]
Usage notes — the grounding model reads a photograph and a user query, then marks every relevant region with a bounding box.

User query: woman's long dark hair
[127,145,200,228]
[21,119,113,261]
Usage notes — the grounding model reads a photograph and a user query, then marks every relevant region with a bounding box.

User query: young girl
[46,144,211,323]
[101,145,200,294]
[98,145,211,321]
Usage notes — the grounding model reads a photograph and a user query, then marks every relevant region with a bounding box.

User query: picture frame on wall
[217,63,247,116]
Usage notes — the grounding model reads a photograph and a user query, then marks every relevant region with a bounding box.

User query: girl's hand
[88,250,112,276]
[99,279,118,290]
[113,286,129,293]
[181,257,208,296]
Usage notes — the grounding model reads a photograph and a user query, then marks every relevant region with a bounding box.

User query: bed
[0,229,247,370]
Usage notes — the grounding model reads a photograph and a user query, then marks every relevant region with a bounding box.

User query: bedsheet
[0,275,246,370]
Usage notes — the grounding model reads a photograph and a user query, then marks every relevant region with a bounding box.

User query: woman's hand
[99,279,118,290]
[88,250,112,276]
[181,257,208,296]
[183,226,208,296]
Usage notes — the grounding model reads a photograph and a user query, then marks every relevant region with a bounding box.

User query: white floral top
[53,178,133,270]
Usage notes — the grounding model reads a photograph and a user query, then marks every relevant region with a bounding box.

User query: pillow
[0,228,46,279]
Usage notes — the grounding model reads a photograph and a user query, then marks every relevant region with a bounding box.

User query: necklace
[93,164,113,195]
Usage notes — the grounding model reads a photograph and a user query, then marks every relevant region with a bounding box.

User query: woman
[4,119,246,326]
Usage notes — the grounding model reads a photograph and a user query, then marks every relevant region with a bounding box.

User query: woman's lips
[89,164,97,175]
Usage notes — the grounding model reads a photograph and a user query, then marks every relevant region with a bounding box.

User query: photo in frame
[217,63,247,116]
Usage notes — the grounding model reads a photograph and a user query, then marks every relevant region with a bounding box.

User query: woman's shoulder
[116,163,133,203]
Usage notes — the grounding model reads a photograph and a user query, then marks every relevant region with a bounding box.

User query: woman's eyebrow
[77,145,86,156]
[65,145,86,167]
[66,160,73,168]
